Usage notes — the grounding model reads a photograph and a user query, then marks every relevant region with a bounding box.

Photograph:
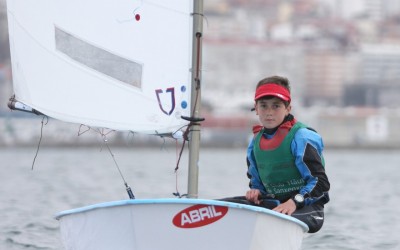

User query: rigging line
[102,136,127,183]
[100,128,115,136]
[174,137,187,172]
[78,124,90,136]
[31,116,48,170]
[173,139,187,198]
[101,132,135,199]
[190,32,202,118]
[173,123,192,172]
[174,140,180,195]
[174,32,202,172]
[195,32,202,82]
[154,130,168,149]
[172,24,204,192]
[78,124,91,136]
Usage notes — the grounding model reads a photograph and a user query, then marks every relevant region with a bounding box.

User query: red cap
[254,83,291,103]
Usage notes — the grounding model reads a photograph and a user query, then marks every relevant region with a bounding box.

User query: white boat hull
[56,199,308,250]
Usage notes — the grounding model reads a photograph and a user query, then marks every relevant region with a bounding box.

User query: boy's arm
[246,139,267,194]
[292,128,330,205]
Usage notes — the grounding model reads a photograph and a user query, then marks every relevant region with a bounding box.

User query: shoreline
[2,114,400,150]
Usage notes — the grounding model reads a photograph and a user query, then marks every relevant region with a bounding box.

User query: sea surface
[0,146,399,250]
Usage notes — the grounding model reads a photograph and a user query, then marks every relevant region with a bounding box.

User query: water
[0,146,399,250]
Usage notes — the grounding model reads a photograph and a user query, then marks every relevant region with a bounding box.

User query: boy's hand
[272,199,296,215]
[246,189,261,204]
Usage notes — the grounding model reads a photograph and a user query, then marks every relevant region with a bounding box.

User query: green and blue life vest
[253,122,307,200]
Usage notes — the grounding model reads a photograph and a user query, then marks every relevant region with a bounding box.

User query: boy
[246,76,330,233]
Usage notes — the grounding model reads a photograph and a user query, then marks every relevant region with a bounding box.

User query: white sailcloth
[7,0,193,134]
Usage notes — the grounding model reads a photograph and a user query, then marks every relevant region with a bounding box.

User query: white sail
[7,0,193,134]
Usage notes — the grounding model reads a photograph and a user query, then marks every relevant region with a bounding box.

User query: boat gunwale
[54,198,309,232]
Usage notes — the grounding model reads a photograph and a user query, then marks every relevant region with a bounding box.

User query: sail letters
[155,87,176,115]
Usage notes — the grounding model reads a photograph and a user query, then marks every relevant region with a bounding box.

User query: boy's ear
[286,104,292,113]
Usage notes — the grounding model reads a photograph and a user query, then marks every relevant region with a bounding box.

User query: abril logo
[172,204,228,228]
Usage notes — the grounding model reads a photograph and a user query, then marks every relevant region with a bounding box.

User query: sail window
[55,27,142,88]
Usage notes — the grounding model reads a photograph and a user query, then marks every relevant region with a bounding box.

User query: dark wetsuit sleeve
[291,128,330,205]
[246,138,267,194]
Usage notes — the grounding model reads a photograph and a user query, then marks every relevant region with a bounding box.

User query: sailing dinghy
[6,0,308,249]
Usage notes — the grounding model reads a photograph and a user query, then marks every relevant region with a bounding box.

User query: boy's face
[255,97,291,129]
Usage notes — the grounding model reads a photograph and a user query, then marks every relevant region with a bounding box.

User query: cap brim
[255,92,290,102]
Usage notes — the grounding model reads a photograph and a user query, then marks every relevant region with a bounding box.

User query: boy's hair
[256,76,291,107]
[256,76,291,93]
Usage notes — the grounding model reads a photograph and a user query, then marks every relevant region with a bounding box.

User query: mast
[187,0,204,198]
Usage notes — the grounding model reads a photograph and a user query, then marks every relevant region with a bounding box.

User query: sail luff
[187,0,204,198]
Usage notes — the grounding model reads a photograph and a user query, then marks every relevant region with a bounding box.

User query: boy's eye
[258,103,282,109]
